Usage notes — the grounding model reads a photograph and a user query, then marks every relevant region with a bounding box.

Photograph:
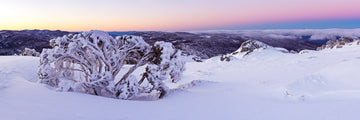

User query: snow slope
[1,42,360,120]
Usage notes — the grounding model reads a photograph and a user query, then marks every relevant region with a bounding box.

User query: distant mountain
[0,30,322,59]
[107,31,144,38]
[133,31,322,59]
[0,30,144,55]
[0,30,70,55]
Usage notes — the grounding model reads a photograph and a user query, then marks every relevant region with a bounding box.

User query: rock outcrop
[316,37,355,50]
[231,40,269,56]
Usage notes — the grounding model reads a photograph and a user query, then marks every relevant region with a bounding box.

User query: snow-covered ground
[1,41,360,120]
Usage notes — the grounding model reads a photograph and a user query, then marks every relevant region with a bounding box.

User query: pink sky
[0,0,359,31]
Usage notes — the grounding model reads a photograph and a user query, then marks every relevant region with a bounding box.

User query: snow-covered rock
[232,40,270,55]
[299,49,315,54]
[220,40,288,61]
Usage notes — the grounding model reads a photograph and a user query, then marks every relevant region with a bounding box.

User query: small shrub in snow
[299,50,311,54]
[21,48,40,57]
[220,55,232,62]
[38,30,185,100]
[192,56,203,62]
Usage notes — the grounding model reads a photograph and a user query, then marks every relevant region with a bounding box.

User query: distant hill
[133,31,322,59]
[107,31,144,38]
[0,30,322,58]
[0,30,70,55]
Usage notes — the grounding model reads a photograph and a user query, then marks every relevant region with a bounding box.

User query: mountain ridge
[1,30,322,58]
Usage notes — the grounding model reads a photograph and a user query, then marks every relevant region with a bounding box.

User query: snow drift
[1,36,360,120]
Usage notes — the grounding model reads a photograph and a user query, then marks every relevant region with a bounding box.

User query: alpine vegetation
[20,48,40,57]
[37,30,185,100]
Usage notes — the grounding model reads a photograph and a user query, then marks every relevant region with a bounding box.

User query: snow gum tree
[138,41,185,98]
[38,30,185,100]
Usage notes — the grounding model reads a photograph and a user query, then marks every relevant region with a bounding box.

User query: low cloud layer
[196,29,360,40]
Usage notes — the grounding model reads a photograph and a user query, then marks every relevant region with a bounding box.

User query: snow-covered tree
[137,41,185,98]
[38,30,185,100]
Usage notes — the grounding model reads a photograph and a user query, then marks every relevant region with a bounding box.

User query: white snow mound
[1,40,360,120]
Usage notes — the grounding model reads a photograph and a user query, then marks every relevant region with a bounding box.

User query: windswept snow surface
[1,43,360,120]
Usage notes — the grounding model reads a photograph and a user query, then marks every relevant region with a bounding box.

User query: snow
[1,41,360,120]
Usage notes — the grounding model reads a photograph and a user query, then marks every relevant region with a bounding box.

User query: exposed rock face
[317,37,354,50]
[0,30,70,55]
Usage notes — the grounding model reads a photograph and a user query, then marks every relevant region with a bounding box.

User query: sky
[0,0,360,31]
